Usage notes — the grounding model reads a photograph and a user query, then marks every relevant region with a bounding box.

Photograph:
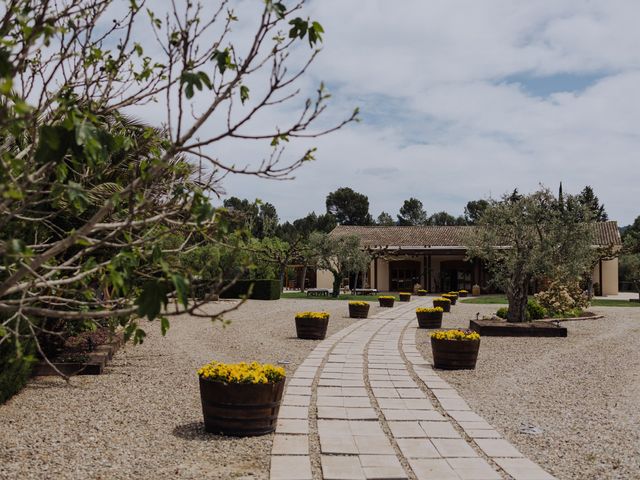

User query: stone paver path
[270,300,556,480]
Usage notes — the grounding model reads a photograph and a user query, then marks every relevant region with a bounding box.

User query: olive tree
[0,0,355,370]
[309,232,368,296]
[466,188,596,322]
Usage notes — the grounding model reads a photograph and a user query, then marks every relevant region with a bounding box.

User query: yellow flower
[430,329,480,341]
[433,297,451,303]
[295,311,330,320]
[349,301,369,307]
[416,307,443,313]
[197,360,286,384]
[378,295,395,300]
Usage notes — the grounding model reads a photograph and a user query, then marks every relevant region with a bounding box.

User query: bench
[306,288,331,297]
[353,288,378,296]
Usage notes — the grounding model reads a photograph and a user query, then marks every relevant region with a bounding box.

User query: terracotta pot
[416,311,443,329]
[295,316,329,339]
[378,297,395,308]
[399,293,411,302]
[199,377,285,436]
[433,300,451,312]
[431,338,480,370]
[348,303,370,319]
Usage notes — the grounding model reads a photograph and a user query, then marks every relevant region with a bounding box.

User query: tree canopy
[397,198,428,226]
[326,187,372,225]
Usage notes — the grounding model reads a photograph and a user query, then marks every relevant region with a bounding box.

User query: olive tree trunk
[332,272,343,297]
[506,274,529,322]
[300,265,308,292]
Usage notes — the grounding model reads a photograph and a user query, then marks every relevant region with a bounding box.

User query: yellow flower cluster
[416,307,443,313]
[295,311,330,320]
[399,292,411,297]
[433,297,451,303]
[431,329,480,341]
[349,301,369,307]
[417,289,428,293]
[442,293,457,299]
[198,361,286,384]
[458,289,468,293]
[378,295,395,300]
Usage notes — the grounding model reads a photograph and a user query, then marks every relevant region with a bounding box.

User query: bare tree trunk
[332,272,343,297]
[279,264,286,292]
[506,278,528,322]
[353,271,359,294]
[300,265,308,292]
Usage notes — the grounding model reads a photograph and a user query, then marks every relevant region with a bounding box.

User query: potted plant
[295,311,330,339]
[430,329,480,370]
[415,307,444,328]
[432,297,451,312]
[417,289,428,296]
[198,361,286,436]
[458,289,468,298]
[348,301,370,318]
[378,295,395,307]
[399,292,411,302]
[442,292,458,305]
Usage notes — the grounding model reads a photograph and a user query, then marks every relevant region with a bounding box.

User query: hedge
[219,279,281,300]
[1,319,37,404]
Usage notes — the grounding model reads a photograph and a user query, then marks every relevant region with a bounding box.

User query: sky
[130,0,640,226]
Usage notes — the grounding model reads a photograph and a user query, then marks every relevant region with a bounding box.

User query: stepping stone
[388,421,428,438]
[353,435,395,455]
[272,435,309,455]
[279,406,309,419]
[447,458,502,480]
[408,458,459,480]
[349,421,385,436]
[493,458,556,480]
[419,421,461,438]
[383,409,444,422]
[396,439,441,459]
[321,455,366,480]
[276,419,309,435]
[270,455,312,480]
[320,434,358,454]
[431,439,478,458]
[282,395,311,406]
[360,455,407,479]
[475,438,523,458]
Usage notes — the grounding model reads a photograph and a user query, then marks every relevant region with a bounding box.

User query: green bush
[1,319,37,404]
[526,299,547,320]
[496,307,508,319]
[219,279,281,300]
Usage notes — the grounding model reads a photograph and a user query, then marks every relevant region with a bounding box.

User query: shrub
[1,317,37,404]
[526,299,547,320]
[535,281,589,316]
[219,279,281,300]
[496,307,508,319]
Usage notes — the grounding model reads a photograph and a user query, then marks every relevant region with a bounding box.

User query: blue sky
[131,0,640,226]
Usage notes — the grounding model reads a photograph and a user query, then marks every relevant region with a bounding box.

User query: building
[316,222,621,295]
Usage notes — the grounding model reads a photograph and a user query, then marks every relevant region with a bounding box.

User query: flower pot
[378,297,395,308]
[295,316,329,339]
[431,337,480,370]
[417,291,428,297]
[447,297,457,305]
[458,291,468,298]
[399,293,411,302]
[416,311,443,329]
[199,377,285,436]
[433,300,451,312]
[348,303,370,319]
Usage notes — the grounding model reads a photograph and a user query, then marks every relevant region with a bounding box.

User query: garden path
[270,299,556,480]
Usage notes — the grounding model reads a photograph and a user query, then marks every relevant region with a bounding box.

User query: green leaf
[211,49,235,74]
[136,280,168,320]
[160,316,170,336]
[240,85,250,104]
[171,274,189,308]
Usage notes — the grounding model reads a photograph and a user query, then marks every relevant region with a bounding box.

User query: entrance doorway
[439,260,473,292]
[390,260,421,292]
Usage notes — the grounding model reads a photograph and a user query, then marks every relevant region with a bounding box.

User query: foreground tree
[0,0,355,370]
[466,188,596,322]
[309,232,365,296]
[326,187,372,225]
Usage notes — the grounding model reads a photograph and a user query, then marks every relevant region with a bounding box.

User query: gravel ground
[0,298,380,480]
[415,302,640,480]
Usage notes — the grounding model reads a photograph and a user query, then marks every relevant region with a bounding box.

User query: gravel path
[415,303,640,480]
[0,298,380,480]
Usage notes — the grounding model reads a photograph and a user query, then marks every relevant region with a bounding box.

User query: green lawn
[461,295,640,307]
[281,292,392,302]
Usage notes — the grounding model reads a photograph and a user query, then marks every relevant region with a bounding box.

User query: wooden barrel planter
[442,295,457,305]
[431,338,480,370]
[417,290,428,297]
[433,299,451,312]
[295,315,329,339]
[348,303,370,319]
[416,311,443,329]
[199,377,285,436]
[458,291,468,298]
[399,292,411,302]
[378,297,395,308]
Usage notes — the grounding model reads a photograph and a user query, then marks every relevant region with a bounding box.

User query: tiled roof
[330,221,621,248]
